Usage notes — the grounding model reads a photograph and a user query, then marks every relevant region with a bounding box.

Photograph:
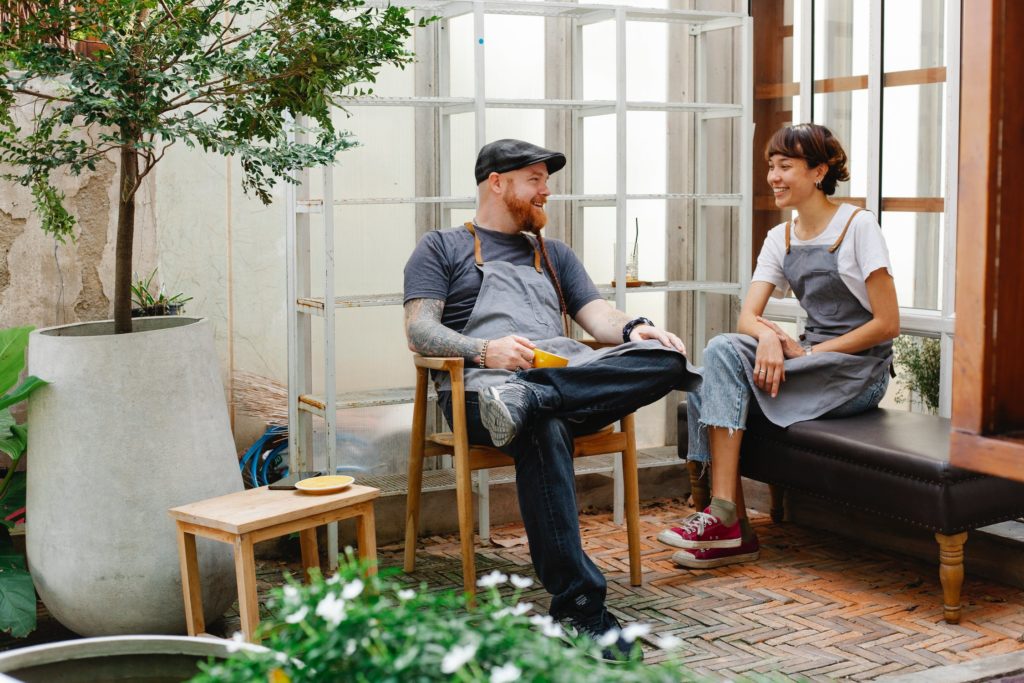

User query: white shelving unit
[285,0,752,566]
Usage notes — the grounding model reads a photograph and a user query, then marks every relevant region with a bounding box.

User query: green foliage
[0,326,47,471]
[893,335,941,413]
[131,269,192,314]
[0,531,34,639]
[1,0,432,326]
[192,556,703,683]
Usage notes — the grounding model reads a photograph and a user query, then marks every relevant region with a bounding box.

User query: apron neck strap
[464,221,541,272]
[828,207,864,253]
[784,206,864,254]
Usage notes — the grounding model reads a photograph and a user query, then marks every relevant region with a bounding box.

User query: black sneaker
[479,382,533,447]
[560,609,644,664]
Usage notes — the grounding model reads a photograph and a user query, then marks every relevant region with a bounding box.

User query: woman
[658,123,899,569]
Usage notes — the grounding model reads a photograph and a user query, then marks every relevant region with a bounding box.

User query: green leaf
[0,471,26,524]
[0,409,24,464]
[0,327,32,397]
[0,534,35,638]
[0,376,48,412]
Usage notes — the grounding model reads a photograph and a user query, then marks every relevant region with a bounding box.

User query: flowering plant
[191,555,703,682]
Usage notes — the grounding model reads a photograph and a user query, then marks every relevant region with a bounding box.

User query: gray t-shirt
[403,225,602,334]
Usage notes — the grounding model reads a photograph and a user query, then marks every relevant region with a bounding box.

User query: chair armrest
[413,354,465,373]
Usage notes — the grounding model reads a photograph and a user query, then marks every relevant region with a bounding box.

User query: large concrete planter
[26,317,243,635]
[0,635,266,682]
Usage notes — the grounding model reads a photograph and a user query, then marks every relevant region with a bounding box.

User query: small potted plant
[130,270,193,318]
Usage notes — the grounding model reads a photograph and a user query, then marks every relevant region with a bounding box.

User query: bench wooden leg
[687,460,710,511]
[176,525,205,637]
[233,533,260,642]
[620,415,642,586]
[768,484,786,523]
[936,531,968,624]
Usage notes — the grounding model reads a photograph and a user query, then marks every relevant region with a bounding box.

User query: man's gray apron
[724,208,892,427]
[437,223,688,394]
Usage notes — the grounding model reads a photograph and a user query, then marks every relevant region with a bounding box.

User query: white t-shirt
[752,203,893,313]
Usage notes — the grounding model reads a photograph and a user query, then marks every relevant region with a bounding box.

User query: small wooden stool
[168,484,380,642]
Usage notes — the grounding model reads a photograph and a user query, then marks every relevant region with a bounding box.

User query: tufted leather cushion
[677,403,1024,534]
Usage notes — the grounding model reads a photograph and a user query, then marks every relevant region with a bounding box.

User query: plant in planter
[131,269,193,317]
[893,335,941,414]
[191,557,704,683]
[0,326,48,638]
[0,0,431,635]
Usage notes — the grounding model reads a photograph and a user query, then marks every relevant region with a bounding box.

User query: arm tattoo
[405,298,483,360]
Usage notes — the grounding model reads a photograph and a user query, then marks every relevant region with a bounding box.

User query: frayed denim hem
[687,418,746,463]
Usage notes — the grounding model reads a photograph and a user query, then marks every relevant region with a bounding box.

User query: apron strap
[784,220,792,254]
[828,207,864,253]
[464,222,541,272]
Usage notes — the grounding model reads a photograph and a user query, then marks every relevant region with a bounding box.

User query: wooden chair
[404,352,643,596]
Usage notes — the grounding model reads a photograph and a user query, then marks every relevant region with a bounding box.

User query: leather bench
[677,404,1024,623]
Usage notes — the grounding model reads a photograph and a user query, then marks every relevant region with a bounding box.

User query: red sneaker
[656,509,741,549]
[671,535,760,569]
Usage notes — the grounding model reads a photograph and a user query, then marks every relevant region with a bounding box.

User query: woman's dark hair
[765,123,850,196]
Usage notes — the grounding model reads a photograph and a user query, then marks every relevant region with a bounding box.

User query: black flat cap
[474,139,566,184]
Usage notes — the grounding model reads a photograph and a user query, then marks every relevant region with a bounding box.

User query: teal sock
[709,497,737,526]
[740,517,755,542]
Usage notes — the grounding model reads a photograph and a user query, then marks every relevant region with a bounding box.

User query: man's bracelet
[622,316,655,343]
[478,339,489,368]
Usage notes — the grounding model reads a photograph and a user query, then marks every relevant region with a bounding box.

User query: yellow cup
[532,348,570,369]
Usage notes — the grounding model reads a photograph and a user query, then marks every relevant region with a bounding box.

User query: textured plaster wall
[0,103,158,331]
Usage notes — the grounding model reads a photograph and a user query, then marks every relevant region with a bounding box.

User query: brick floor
[8,497,1024,681]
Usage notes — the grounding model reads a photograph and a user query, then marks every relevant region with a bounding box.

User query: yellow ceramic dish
[294,475,355,495]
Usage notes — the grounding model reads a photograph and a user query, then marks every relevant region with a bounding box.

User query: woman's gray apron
[725,208,892,427]
[437,223,682,394]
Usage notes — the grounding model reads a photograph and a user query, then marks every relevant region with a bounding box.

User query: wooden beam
[755,67,947,101]
[950,0,1024,481]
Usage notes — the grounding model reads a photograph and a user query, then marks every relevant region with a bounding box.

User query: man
[403,139,700,660]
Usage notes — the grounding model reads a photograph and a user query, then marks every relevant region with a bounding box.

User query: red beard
[503,186,548,233]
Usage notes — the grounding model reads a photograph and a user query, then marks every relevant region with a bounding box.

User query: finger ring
[759,369,767,374]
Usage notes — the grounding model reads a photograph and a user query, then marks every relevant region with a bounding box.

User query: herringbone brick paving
[9,498,1024,681]
[377,498,1024,681]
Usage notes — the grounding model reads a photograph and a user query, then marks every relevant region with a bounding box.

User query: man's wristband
[622,316,655,343]
[478,339,489,368]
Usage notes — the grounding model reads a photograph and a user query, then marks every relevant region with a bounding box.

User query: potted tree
[0,0,426,635]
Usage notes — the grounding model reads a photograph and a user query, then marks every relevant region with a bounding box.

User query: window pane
[881,83,946,198]
[880,211,944,311]
[813,0,869,79]
[884,0,945,72]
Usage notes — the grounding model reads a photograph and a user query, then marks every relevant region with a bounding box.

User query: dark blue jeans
[439,350,694,619]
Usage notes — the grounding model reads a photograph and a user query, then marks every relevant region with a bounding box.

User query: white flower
[621,622,652,643]
[509,574,533,589]
[654,634,683,650]
[597,629,621,648]
[315,593,347,626]
[341,578,364,600]
[476,570,508,588]
[344,639,357,656]
[397,589,416,601]
[285,605,309,624]
[490,663,522,683]
[326,573,342,585]
[495,601,534,618]
[274,652,288,664]
[224,631,246,653]
[282,585,301,606]
[440,642,478,674]
[529,615,562,639]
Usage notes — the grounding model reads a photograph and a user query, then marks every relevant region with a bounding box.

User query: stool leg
[176,526,205,636]
[233,534,260,642]
[405,370,428,573]
[768,484,786,523]
[936,531,968,624]
[356,502,378,576]
[299,528,319,582]
[454,449,476,597]
[620,416,642,586]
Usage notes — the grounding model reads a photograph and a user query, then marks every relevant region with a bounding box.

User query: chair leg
[620,415,643,586]
[404,370,429,573]
[936,531,968,624]
[454,448,477,597]
[768,484,786,523]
